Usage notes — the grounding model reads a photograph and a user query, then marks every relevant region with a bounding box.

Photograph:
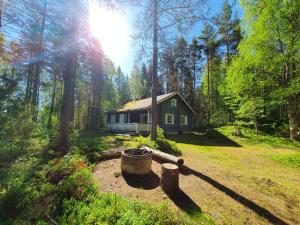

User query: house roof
[116,92,196,114]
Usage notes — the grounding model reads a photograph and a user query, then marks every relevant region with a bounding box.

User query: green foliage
[217,126,300,149]
[157,126,165,139]
[0,153,97,224]
[133,127,181,156]
[226,0,300,138]
[59,194,197,225]
[0,109,49,163]
[156,138,181,156]
[272,154,300,169]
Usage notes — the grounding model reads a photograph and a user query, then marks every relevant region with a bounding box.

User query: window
[165,113,174,124]
[181,115,188,125]
[171,99,177,107]
[110,114,116,123]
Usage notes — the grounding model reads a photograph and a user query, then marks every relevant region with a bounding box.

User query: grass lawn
[86,127,300,224]
[165,127,300,225]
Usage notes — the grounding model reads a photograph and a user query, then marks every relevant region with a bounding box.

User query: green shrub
[59,193,196,225]
[156,138,181,156]
[132,127,181,156]
[157,126,165,139]
[133,136,156,149]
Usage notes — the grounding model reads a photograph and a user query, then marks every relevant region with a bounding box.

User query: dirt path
[93,146,300,225]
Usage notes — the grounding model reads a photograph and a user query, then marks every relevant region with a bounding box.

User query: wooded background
[0,0,299,154]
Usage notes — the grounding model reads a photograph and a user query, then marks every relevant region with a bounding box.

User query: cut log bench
[160,163,179,194]
[142,146,184,165]
[96,146,184,166]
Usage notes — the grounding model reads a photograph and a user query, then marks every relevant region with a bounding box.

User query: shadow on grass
[167,188,202,214]
[166,130,242,147]
[180,165,288,225]
[122,171,160,190]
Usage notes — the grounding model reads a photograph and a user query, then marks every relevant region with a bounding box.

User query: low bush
[156,138,181,156]
[60,194,195,225]
[132,126,181,156]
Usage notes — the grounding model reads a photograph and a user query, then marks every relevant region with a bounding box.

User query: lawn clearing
[91,128,300,225]
[166,128,300,225]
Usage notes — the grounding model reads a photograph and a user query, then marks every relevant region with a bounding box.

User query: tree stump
[160,163,179,194]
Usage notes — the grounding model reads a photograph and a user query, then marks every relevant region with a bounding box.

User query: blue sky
[118,0,243,75]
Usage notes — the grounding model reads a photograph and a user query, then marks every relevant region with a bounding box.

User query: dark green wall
[158,95,193,132]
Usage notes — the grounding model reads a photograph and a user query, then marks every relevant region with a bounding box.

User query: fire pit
[121,148,153,175]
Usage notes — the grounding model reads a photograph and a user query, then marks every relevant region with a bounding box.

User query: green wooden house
[106,92,195,133]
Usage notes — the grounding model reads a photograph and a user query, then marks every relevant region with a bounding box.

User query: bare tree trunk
[287,97,300,140]
[31,0,48,121]
[47,73,57,129]
[88,39,103,130]
[25,56,33,103]
[58,14,79,153]
[0,0,3,29]
[151,0,158,141]
[207,52,210,125]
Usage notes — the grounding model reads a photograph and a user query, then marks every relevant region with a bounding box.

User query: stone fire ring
[121,149,153,175]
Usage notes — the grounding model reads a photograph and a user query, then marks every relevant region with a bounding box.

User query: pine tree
[214,0,242,67]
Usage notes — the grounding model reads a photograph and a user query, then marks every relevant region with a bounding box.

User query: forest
[0,0,299,224]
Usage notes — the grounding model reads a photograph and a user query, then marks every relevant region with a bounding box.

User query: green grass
[164,127,300,224]
[272,154,300,169]
[217,125,300,149]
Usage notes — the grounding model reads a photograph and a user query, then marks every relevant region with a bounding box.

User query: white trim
[165,113,174,125]
[146,92,196,115]
[181,115,188,125]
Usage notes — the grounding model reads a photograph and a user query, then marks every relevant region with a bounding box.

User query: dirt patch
[93,159,176,206]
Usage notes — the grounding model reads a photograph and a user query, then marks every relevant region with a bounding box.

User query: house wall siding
[158,95,193,132]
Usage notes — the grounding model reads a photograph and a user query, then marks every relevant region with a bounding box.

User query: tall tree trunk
[192,56,196,108]
[207,51,211,125]
[0,0,3,29]
[25,56,33,103]
[88,38,103,130]
[31,0,48,121]
[58,13,79,153]
[287,62,300,140]
[151,0,158,141]
[47,72,57,129]
[287,102,300,140]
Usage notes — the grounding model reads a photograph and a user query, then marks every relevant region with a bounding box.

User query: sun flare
[89,1,130,63]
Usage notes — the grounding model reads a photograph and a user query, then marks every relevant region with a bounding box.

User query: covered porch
[107,109,152,133]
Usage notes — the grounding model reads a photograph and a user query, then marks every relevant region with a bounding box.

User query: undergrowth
[132,127,182,156]
[217,125,300,148]
[0,127,212,225]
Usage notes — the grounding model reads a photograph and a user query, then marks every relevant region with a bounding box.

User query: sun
[88,1,130,63]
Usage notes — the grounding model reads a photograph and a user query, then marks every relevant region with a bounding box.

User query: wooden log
[142,146,184,165]
[96,150,122,160]
[160,163,179,194]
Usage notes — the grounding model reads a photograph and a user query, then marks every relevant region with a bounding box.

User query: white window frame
[165,113,174,125]
[181,115,188,125]
[171,99,177,107]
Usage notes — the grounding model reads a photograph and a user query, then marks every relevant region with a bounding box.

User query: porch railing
[107,123,151,133]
